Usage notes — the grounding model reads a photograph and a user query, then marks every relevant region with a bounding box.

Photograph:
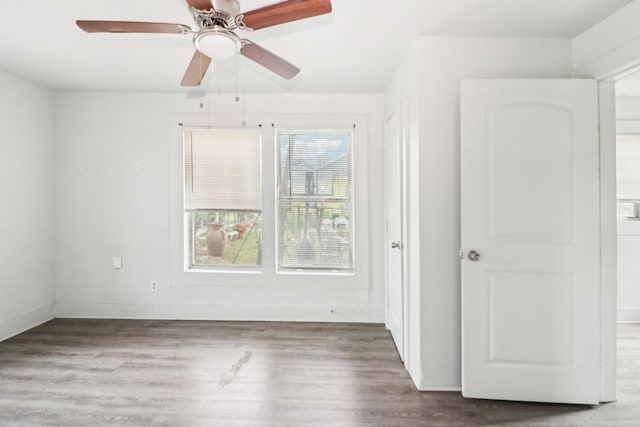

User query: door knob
[467,250,480,261]
[391,241,401,249]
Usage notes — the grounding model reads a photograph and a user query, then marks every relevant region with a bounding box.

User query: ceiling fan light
[194,29,240,60]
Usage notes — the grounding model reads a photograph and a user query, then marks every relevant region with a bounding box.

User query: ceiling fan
[76,0,332,87]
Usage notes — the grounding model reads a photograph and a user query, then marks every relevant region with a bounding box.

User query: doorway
[613,73,640,324]
[594,64,640,402]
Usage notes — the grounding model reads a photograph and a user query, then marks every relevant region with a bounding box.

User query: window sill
[276,269,355,277]
[185,267,263,274]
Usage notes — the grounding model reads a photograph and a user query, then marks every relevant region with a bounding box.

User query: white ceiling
[0,0,634,93]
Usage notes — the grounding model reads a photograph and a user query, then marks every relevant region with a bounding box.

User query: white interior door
[385,111,404,360]
[460,79,601,405]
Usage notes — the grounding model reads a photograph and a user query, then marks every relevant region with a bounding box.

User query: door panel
[487,104,575,242]
[461,79,600,405]
[385,111,404,360]
[488,272,575,366]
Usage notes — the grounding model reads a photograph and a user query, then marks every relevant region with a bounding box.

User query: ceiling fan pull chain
[235,51,240,102]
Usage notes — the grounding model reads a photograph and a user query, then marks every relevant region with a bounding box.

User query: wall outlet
[112,256,122,269]
[150,281,158,292]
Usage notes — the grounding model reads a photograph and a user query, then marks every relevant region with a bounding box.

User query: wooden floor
[0,320,638,426]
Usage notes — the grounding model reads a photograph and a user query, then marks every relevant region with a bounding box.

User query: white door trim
[400,88,410,362]
[597,81,618,403]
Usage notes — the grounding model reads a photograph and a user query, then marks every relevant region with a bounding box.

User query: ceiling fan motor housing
[193,0,241,29]
[212,0,241,16]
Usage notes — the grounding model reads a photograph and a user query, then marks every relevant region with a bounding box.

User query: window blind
[184,128,262,211]
[276,129,353,270]
[616,134,640,200]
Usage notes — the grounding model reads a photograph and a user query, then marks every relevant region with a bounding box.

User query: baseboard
[419,387,463,392]
[405,360,423,390]
[55,302,385,323]
[618,307,640,323]
[416,380,463,392]
[409,369,462,392]
[0,303,55,342]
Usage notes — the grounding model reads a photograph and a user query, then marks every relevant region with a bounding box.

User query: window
[616,134,640,220]
[276,129,354,271]
[184,128,262,268]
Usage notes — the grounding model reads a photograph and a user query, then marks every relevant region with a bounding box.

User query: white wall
[0,71,55,340]
[384,37,573,390]
[55,92,385,322]
[617,95,640,121]
[615,95,640,322]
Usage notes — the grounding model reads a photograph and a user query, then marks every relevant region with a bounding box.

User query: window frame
[171,113,369,288]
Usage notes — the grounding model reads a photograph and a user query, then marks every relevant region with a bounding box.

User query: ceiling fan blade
[181,50,212,87]
[239,0,332,30]
[240,41,300,80]
[76,20,190,34]
[185,0,214,11]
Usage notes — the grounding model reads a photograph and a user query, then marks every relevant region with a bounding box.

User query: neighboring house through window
[276,129,354,272]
